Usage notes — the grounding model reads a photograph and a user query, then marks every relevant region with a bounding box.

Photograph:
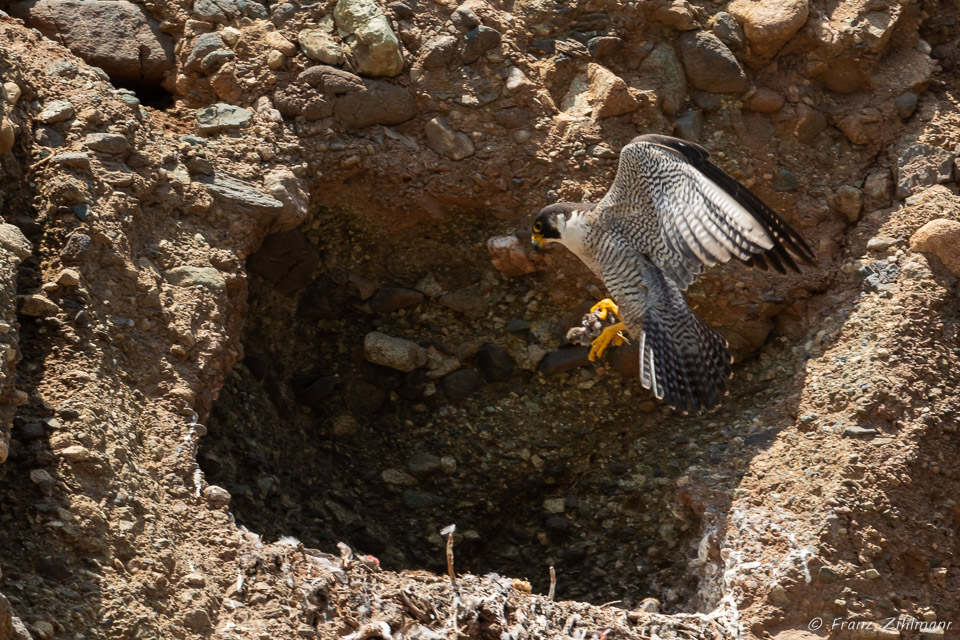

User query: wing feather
[594,134,815,288]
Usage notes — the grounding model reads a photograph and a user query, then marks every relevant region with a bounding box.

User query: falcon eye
[533,221,542,233]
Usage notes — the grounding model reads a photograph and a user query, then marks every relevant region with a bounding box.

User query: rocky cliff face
[0,0,959,638]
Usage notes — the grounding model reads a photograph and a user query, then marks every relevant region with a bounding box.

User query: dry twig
[28,154,53,173]
[441,524,459,635]
[398,589,432,624]
[548,566,556,601]
[441,524,457,588]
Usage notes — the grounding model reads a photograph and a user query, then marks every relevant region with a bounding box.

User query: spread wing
[593,134,816,288]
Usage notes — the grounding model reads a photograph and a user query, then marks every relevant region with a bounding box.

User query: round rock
[202,485,231,506]
[836,186,863,223]
[537,347,591,376]
[910,219,960,278]
[407,452,443,478]
[727,0,809,58]
[678,31,748,94]
[363,331,427,372]
[439,368,481,401]
[299,29,345,64]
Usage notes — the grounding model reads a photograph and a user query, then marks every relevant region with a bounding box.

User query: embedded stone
[0,224,32,261]
[10,0,173,85]
[298,65,365,93]
[487,234,537,276]
[744,88,783,113]
[460,25,502,64]
[298,29,345,65]
[712,11,744,49]
[333,0,404,77]
[203,485,231,506]
[3,82,21,106]
[164,266,226,291]
[406,452,443,478]
[836,186,863,223]
[561,63,638,119]
[38,99,75,123]
[202,174,285,214]
[654,0,698,31]
[334,81,416,128]
[727,0,809,58]
[439,369,481,401]
[195,103,252,134]
[84,133,129,154]
[794,104,826,143]
[637,41,685,116]
[678,31,748,94]
[382,468,417,486]
[56,269,81,286]
[369,287,423,313]
[450,5,480,31]
[265,31,297,56]
[185,32,226,71]
[863,170,893,211]
[538,347,591,375]
[59,445,92,462]
[424,117,475,160]
[910,219,960,278]
[363,331,426,372]
[892,92,918,119]
[51,152,91,168]
[18,294,60,317]
[417,35,459,70]
[836,108,883,145]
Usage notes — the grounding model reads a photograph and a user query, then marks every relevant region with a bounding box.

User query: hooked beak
[531,233,544,252]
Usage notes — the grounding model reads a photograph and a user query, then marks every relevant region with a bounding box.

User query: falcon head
[531,203,588,249]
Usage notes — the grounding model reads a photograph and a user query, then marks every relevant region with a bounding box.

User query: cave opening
[111,79,174,111]
[129,82,174,111]
[199,205,734,609]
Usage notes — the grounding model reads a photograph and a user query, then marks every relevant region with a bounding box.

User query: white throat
[558,209,590,261]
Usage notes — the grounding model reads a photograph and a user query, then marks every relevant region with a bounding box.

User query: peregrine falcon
[531,134,815,414]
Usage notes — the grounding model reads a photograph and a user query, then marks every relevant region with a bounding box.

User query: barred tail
[638,269,733,414]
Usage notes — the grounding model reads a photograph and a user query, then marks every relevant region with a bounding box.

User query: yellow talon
[588,322,628,361]
[590,298,621,321]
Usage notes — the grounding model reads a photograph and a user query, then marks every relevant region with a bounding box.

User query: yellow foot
[588,322,628,361]
[590,298,620,321]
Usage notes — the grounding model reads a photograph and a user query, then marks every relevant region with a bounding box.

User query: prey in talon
[566,299,630,363]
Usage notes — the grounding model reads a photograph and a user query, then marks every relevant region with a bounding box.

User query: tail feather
[637,270,732,414]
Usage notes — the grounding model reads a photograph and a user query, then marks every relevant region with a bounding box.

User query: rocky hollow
[0,0,959,638]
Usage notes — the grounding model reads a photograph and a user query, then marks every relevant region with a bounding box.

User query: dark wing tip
[637,134,817,273]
